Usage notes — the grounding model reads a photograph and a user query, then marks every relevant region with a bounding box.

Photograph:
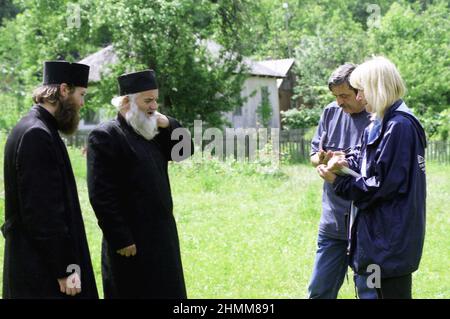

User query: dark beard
[54,96,80,135]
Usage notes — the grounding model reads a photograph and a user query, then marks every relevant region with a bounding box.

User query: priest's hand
[116,244,137,257]
[154,111,169,128]
[57,272,81,296]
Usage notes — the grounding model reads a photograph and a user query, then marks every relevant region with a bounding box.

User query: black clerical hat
[43,61,90,88]
[117,70,158,96]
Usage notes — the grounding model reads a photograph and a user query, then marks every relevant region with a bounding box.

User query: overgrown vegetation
[0,1,448,135]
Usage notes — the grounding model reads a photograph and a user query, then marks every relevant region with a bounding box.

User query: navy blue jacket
[333,100,426,278]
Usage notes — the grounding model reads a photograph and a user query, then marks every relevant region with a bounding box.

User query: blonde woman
[317,56,426,299]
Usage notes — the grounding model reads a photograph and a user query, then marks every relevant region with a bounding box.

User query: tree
[367,0,450,136]
[280,107,321,130]
[256,86,272,127]
[97,0,248,127]
[0,0,20,25]
[0,0,447,135]
[292,12,368,110]
[0,0,112,130]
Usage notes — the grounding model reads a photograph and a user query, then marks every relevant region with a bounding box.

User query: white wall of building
[224,76,280,129]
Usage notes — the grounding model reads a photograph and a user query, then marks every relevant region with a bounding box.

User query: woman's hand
[317,164,338,183]
[327,153,348,173]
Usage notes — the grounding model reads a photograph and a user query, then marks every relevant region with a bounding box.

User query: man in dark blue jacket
[318,57,426,299]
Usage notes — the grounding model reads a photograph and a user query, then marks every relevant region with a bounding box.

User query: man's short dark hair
[328,63,358,93]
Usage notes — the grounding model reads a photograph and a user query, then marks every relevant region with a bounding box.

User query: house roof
[257,59,295,77]
[78,45,118,82]
[202,39,284,78]
[243,58,285,78]
[79,40,292,82]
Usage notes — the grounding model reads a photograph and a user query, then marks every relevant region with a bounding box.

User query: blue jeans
[308,233,377,299]
[353,272,379,299]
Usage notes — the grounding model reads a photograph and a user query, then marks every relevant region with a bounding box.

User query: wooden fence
[279,129,312,162]
[66,128,450,164]
[426,140,450,164]
[63,130,90,149]
[278,129,450,164]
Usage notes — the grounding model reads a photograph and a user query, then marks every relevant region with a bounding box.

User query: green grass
[0,132,449,298]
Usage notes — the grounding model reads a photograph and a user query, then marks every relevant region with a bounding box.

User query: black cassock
[87,113,193,299]
[1,105,98,299]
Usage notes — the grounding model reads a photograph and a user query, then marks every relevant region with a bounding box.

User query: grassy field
[0,132,449,299]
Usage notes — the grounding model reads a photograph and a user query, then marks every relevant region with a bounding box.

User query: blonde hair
[349,56,406,118]
[32,84,75,105]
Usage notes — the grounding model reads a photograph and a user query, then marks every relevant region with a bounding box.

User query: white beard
[125,100,159,140]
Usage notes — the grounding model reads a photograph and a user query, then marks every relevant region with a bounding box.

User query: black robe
[1,105,98,299]
[87,113,193,299]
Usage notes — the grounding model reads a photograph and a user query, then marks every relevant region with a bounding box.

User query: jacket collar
[367,99,404,145]
[382,99,405,121]
[116,111,128,128]
[33,104,58,132]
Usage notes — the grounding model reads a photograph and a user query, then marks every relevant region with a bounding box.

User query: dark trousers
[376,273,412,299]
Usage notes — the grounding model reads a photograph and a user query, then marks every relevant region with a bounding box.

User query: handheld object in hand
[340,166,361,178]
